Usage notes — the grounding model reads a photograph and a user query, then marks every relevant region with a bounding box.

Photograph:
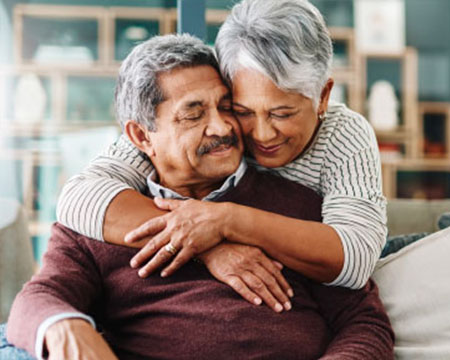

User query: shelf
[360,47,419,158]
[418,101,450,159]
[382,158,450,199]
[14,4,108,66]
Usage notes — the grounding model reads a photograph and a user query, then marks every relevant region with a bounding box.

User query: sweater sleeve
[311,280,395,360]
[321,111,387,289]
[56,134,153,241]
[6,224,102,356]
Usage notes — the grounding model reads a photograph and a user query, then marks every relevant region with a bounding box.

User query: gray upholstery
[387,199,450,236]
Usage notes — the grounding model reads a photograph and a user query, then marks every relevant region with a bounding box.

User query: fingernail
[138,269,146,277]
[284,301,292,311]
[288,289,294,298]
[275,303,283,312]
[254,297,262,305]
[160,271,167,278]
[130,260,137,268]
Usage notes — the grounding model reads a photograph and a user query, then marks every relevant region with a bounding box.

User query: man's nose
[252,116,277,143]
[205,110,233,137]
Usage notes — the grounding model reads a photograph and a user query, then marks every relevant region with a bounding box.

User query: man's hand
[45,319,118,360]
[126,198,229,278]
[199,243,294,313]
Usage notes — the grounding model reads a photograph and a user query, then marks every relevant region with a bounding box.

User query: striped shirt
[56,102,387,289]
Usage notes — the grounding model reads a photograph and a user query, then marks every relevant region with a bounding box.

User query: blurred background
[0,0,449,263]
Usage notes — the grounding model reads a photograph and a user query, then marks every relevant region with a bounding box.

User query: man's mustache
[197,134,239,156]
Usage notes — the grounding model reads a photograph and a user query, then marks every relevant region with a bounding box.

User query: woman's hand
[126,198,230,278]
[199,243,294,312]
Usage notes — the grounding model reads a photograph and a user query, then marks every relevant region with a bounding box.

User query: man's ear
[124,120,155,156]
[318,78,334,115]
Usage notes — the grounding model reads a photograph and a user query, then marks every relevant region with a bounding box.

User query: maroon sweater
[7,167,394,359]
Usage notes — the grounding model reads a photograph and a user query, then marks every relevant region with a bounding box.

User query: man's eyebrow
[184,101,204,109]
[175,101,204,113]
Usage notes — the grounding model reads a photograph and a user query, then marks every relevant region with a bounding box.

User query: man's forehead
[158,65,230,104]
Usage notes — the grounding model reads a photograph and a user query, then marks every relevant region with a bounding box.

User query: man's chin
[201,156,242,178]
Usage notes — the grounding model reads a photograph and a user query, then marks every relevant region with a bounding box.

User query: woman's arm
[126,198,344,284]
[56,134,154,242]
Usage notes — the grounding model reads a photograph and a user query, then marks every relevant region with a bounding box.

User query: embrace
[6,0,394,359]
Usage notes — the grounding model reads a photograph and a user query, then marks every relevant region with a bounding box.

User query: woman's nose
[252,117,277,143]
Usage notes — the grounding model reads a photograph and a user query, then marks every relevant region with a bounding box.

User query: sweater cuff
[35,313,96,360]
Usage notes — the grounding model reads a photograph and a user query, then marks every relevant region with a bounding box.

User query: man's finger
[160,248,194,277]
[252,265,291,311]
[223,275,262,306]
[241,271,284,313]
[154,197,184,211]
[272,260,283,270]
[130,233,168,268]
[263,259,294,298]
[125,217,167,243]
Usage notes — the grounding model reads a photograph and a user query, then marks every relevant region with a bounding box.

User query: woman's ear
[318,78,334,115]
[124,120,155,156]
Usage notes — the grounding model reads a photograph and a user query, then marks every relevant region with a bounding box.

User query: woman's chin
[252,153,287,168]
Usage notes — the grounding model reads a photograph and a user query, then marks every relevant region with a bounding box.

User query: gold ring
[164,243,178,256]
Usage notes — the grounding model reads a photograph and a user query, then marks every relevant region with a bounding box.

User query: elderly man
[6,34,394,360]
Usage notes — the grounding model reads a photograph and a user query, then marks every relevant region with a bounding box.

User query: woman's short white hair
[215,0,333,108]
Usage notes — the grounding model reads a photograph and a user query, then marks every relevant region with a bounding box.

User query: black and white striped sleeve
[56,134,153,241]
[321,113,387,289]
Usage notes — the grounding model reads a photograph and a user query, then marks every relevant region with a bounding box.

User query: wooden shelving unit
[360,47,419,159]
[329,27,362,113]
[418,102,450,159]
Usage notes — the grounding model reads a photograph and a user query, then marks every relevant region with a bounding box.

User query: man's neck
[147,160,247,201]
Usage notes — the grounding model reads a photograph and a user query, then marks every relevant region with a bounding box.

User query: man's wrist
[45,319,93,350]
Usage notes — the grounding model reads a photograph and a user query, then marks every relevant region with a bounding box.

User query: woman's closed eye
[270,112,295,119]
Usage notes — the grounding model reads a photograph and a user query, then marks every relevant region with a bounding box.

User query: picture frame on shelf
[354,0,405,54]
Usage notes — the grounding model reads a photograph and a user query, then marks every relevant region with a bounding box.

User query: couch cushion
[373,227,450,359]
[387,199,450,235]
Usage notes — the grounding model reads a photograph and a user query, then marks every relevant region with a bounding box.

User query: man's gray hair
[215,0,333,109]
[115,34,220,131]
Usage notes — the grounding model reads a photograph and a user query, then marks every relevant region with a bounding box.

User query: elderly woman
[57,0,386,312]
